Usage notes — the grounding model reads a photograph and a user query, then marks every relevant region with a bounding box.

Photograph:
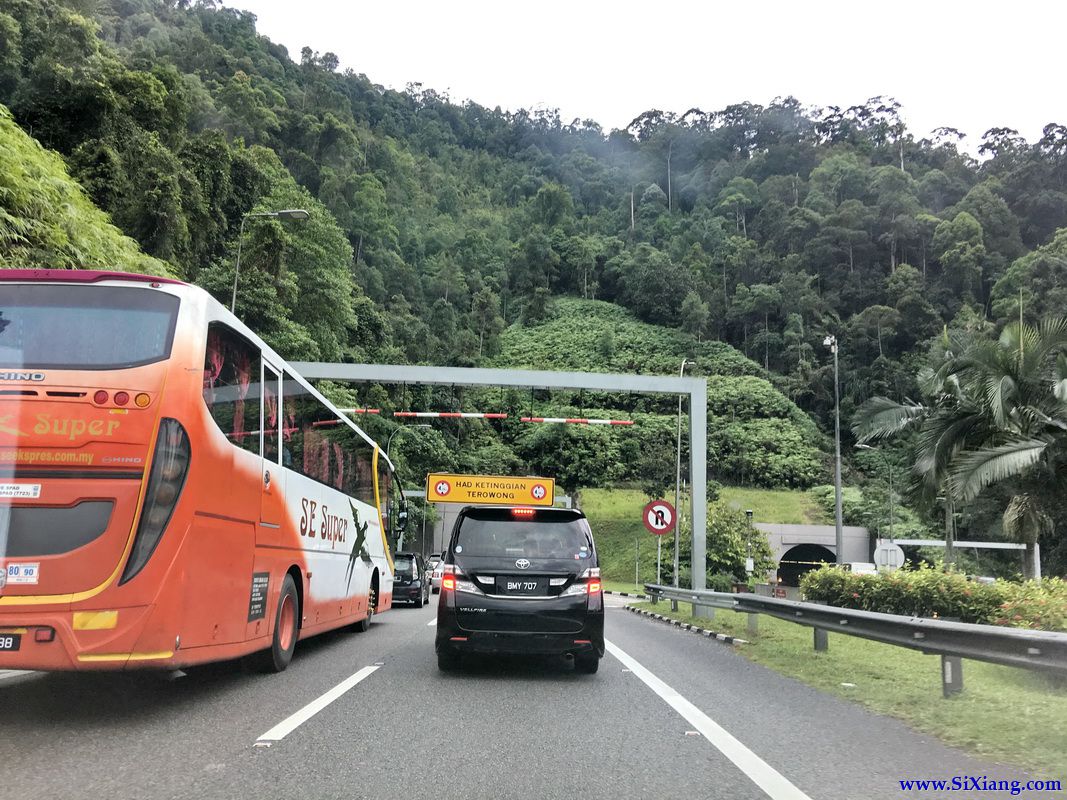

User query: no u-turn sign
[643,500,676,535]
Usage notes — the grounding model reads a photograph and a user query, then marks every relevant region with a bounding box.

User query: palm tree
[854,318,1067,574]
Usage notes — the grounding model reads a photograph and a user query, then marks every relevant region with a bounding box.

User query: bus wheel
[354,586,376,633]
[254,574,299,673]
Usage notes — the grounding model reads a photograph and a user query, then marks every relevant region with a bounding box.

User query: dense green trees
[0,105,168,273]
[3,0,1067,564]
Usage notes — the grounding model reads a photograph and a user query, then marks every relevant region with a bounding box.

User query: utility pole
[675,358,696,586]
[824,335,844,564]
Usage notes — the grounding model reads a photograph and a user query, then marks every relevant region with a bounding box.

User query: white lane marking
[427,618,437,626]
[255,665,380,744]
[0,670,34,682]
[606,640,812,800]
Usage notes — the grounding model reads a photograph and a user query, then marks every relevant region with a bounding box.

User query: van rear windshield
[455,514,592,559]
[0,285,179,369]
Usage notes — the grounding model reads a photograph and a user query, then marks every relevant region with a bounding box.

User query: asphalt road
[0,595,1041,800]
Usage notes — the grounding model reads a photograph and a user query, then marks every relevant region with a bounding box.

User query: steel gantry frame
[292,363,709,594]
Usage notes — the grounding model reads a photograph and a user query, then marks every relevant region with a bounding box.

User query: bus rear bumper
[0,605,173,671]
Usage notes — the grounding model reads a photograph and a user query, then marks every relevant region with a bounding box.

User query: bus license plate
[0,634,21,651]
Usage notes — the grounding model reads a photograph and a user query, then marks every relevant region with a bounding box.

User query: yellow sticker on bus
[425,473,555,506]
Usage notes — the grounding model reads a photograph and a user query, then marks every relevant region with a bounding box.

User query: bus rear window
[0,285,179,369]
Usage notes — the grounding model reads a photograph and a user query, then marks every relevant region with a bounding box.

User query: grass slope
[583,487,827,587]
[494,298,828,490]
[495,297,762,377]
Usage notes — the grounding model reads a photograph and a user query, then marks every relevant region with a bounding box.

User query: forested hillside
[3,0,1067,569]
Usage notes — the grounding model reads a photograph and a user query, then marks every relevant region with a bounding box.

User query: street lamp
[823,334,844,565]
[674,358,696,588]
[856,444,893,542]
[231,208,310,313]
[386,423,432,460]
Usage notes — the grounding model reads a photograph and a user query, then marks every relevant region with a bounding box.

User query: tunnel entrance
[778,543,836,587]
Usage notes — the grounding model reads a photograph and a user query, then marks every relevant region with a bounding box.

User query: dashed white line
[0,670,33,683]
[606,640,812,800]
[427,618,437,626]
[255,665,380,745]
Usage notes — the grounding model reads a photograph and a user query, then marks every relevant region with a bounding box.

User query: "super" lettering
[34,414,120,441]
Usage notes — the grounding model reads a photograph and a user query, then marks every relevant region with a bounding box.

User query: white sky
[230,0,1064,147]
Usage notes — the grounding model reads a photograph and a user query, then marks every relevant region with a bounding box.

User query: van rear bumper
[436,594,604,657]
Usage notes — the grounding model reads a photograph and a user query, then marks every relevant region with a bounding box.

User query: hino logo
[0,372,45,382]
[515,558,531,570]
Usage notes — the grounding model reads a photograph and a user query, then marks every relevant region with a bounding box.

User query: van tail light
[120,419,190,584]
[442,564,457,592]
[561,567,602,598]
[511,507,536,518]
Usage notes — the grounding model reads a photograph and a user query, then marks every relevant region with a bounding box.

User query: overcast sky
[230,0,1064,148]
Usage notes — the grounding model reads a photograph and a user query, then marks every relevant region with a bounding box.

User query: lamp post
[231,208,310,313]
[856,443,893,542]
[674,358,696,588]
[385,423,432,461]
[823,334,844,564]
[385,424,431,555]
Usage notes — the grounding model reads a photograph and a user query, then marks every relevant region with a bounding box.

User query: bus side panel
[283,471,379,631]
[178,514,255,648]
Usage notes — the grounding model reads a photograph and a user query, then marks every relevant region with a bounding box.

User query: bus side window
[263,366,279,463]
[202,323,261,455]
[284,375,345,487]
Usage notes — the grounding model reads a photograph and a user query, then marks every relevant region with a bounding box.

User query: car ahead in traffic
[435,506,604,674]
[430,558,444,594]
[393,552,431,607]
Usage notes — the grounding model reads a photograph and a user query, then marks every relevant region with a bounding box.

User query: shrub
[708,572,737,592]
[800,564,1006,624]
[994,578,1067,632]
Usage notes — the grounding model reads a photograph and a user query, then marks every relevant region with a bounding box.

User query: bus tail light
[120,419,190,584]
[114,391,130,406]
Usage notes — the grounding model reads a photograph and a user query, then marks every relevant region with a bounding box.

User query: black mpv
[435,506,604,674]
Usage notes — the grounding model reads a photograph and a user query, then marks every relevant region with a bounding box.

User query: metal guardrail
[644,583,1067,696]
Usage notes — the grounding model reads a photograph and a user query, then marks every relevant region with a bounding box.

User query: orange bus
[0,269,402,672]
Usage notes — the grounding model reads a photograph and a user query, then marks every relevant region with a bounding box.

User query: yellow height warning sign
[425,473,555,506]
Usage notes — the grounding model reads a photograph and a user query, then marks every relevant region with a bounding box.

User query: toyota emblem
[515,558,531,570]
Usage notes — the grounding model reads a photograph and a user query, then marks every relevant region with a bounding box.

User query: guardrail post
[670,598,679,612]
[650,592,658,605]
[694,603,713,620]
[941,655,963,697]
[813,628,829,652]
[747,613,759,637]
